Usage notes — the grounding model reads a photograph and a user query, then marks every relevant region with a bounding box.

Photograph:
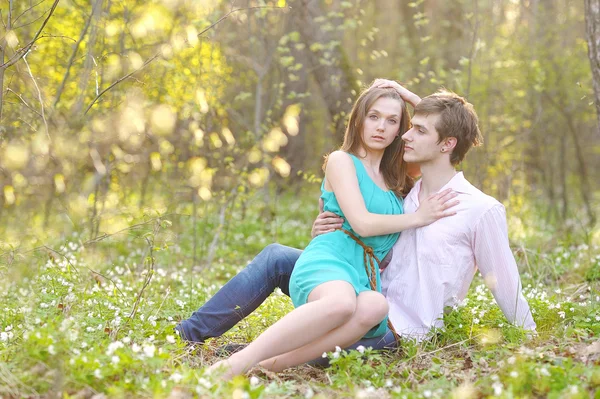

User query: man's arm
[473,204,536,330]
[311,198,344,238]
[370,79,422,108]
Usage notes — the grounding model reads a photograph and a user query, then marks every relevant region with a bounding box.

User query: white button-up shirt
[381,172,536,338]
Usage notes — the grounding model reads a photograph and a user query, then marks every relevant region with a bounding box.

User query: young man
[177,81,535,360]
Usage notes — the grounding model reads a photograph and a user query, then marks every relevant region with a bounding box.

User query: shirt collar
[407,172,472,207]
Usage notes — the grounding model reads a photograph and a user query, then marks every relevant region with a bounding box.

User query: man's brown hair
[415,90,483,165]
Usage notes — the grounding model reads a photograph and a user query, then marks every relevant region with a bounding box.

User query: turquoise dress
[289,153,403,337]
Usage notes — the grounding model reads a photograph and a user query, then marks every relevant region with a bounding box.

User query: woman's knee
[309,281,357,324]
[327,297,356,322]
[355,292,389,327]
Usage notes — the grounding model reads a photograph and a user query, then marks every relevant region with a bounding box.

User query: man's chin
[403,154,418,163]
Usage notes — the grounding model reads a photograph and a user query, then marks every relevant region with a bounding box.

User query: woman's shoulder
[326,151,357,169]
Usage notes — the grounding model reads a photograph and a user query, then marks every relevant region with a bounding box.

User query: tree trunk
[71,0,103,115]
[585,0,600,137]
[292,0,359,140]
[0,0,13,122]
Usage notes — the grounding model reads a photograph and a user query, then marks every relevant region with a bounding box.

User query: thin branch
[0,0,61,69]
[6,87,43,117]
[37,34,77,43]
[13,12,46,31]
[22,51,50,141]
[83,5,286,116]
[84,52,160,115]
[12,0,46,26]
[54,7,95,107]
[111,232,157,340]
[197,5,287,37]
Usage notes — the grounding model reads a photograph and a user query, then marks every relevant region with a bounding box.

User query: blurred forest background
[1,0,599,253]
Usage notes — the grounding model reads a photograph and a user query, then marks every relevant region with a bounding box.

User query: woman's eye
[389,120,397,124]
[369,115,378,119]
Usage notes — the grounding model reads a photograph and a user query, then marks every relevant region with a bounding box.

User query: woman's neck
[355,147,384,172]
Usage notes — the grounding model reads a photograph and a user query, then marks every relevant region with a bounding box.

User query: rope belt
[340,228,401,344]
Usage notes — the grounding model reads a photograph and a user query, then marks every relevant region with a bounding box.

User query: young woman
[209,84,458,378]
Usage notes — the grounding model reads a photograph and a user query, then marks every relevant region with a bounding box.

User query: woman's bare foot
[207,354,254,380]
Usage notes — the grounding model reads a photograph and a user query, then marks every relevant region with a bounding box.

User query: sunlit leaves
[130,6,171,39]
[283,104,301,136]
[5,30,19,48]
[54,174,66,194]
[247,148,262,164]
[196,90,209,114]
[221,128,236,146]
[150,152,162,171]
[248,167,269,187]
[272,156,291,177]
[187,157,213,195]
[150,105,177,136]
[262,128,288,152]
[3,142,30,170]
[4,186,16,205]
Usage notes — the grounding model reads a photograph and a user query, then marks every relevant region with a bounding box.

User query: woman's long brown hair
[325,87,414,198]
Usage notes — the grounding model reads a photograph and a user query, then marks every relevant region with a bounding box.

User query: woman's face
[361,97,403,153]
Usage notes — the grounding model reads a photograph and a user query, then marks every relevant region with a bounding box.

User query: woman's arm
[325,151,457,237]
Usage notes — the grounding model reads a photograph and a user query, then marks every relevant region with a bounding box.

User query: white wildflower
[492,382,503,396]
[170,372,183,383]
[509,371,518,378]
[321,352,327,358]
[335,346,342,353]
[569,385,578,394]
[249,376,259,386]
[107,341,124,356]
[111,356,120,365]
[48,345,56,355]
[356,345,366,354]
[166,335,176,344]
[142,344,156,358]
[423,390,432,398]
[132,343,141,353]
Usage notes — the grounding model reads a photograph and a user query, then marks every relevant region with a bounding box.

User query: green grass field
[1,189,599,398]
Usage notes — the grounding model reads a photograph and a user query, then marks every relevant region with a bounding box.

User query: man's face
[401,113,444,164]
[361,97,403,152]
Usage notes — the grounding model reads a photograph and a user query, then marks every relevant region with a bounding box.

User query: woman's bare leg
[208,280,357,379]
[258,291,389,372]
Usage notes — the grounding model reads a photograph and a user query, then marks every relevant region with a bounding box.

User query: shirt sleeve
[472,204,536,330]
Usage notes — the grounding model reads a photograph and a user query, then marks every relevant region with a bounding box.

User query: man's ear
[443,137,457,152]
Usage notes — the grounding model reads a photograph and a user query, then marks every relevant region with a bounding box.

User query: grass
[0,186,599,398]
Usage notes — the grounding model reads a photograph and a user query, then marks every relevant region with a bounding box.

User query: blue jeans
[176,243,399,363]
